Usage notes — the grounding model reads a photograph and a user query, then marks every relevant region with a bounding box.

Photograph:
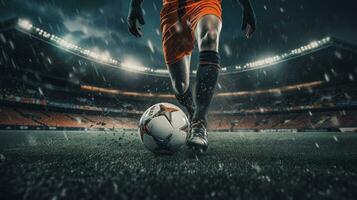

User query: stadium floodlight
[96,51,112,63]
[15,19,334,75]
[15,19,164,75]
[154,69,169,74]
[223,36,332,73]
[99,54,109,62]
[88,51,100,60]
[121,57,148,72]
[18,19,33,30]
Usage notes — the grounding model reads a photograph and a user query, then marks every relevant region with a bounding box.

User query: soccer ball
[138,103,189,154]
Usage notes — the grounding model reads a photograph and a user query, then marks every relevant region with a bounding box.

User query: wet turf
[1,130,357,199]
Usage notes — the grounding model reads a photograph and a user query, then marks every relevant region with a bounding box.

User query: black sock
[193,50,220,125]
[175,88,195,120]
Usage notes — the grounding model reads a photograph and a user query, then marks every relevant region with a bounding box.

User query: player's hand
[127,1,145,38]
[241,6,256,39]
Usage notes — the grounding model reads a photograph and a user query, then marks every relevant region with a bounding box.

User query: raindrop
[147,40,155,53]
[334,51,342,59]
[324,73,330,82]
[155,28,160,36]
[333,136,338,142]
[0,153,5,162]
[308,111,313,116]
[251,163,261,173]
[314,142,319,149]
[348,74,354,81]
[9,40,15,50]
[223,44,231,57]
[38,87,44,96]
[0,33,6,43]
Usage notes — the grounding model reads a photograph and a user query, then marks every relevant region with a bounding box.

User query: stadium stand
[0,77,356,131]
[208,111,357,131]
[0,18,356,132]
[1,104,356,131]
[0,106,138,130]
[0,107,40,126]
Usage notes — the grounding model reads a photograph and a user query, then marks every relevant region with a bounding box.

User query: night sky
[1,0,356,69]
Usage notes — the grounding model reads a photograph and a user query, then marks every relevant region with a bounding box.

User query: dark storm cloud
[0,0,165,66]
[219,0,357,65]
[1,0,356,68]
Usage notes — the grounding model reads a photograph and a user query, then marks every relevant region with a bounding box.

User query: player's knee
[200,30,219,51]
[172,80,189,95]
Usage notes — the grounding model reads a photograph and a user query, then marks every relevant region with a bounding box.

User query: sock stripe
[199,50,220,68]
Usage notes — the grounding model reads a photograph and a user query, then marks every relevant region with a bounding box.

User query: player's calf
[167,57,195,121]
[187,51,220,153]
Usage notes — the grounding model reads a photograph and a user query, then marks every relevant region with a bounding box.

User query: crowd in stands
[0,107,39,126]
[208,110,357,131]
[213,84,357,112]
[2,78,356,114]
[0,106,138,129]
[1,79,356,130]
[0,78,144,111]
[0,80,43,100]
[1,106,356,130]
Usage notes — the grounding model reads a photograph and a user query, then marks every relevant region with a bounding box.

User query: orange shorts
[160,0,222,65]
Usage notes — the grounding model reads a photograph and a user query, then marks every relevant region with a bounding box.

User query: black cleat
[187,120,208,154]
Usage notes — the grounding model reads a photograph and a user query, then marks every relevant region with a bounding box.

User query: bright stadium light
[96,51,112,63]
[99,54,110,62]
[225,36,333,73]
[15,20,161,74]
[15,19,333,75]
[18,19,33,30]
[121,57,148,72]
[154,69,169,74]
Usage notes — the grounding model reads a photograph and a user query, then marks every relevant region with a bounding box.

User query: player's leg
[167,55,195,120]
[187,14,222,152]
[194,14,221,122]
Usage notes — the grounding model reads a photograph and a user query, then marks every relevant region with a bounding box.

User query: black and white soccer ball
[138,103,189,154]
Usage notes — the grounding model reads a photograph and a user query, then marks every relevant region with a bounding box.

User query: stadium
[1,14,357,200]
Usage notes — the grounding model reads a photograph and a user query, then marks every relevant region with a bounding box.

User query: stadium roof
[7,18,340,75]
[1,18,356,94]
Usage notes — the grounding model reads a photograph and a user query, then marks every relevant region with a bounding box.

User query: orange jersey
[160,0,222,64]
